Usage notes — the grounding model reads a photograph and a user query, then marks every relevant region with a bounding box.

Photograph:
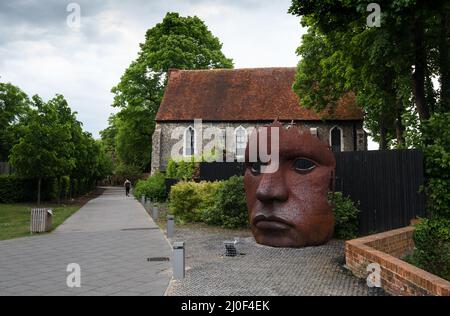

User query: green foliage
[165,158,197,180]
[289,0,450,148]
[169,181,221,222]
[9,95,75,204]
[133,172,167,203]
[420,113,450,218]
[166,159,178,179]
[408,218,450,281]
[114,163,142,184]
[329,192,360,240]
[114,107,154,171]
[168,177,248,228]
[3,91,112,204]
[0,82,30,161]
[0,175,57,203]
[105,12,233,172]
[202,176,249,229]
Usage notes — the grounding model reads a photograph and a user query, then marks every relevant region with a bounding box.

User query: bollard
[152,205,159,220]
[173,241,185,280]
[167,215,174,238]
[141,195,145,205]
[145,200,151,212]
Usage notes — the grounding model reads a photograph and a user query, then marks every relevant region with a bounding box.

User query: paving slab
[0,187,172,296]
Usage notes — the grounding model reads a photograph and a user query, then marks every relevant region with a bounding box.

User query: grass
[0,203,82,241]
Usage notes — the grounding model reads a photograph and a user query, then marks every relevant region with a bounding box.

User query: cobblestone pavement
[166,225,387,296]
[0,187,172,296]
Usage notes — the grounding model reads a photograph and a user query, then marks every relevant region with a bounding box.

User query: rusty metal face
[244,122,336,248]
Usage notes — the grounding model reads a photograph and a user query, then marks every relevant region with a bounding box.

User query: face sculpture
[244,122,336,248]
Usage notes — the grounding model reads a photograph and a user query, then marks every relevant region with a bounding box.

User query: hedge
[133,172,167,202]
[0,175,57,203]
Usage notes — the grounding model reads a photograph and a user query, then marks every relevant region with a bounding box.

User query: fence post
[173,241,185,280]
[141,195,145,205]
[167,215,174,238]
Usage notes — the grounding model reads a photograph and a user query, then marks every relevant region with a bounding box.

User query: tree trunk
[439,11,449,111]
[37,177,42,207]
[379,119,388,150]
[412,11,430,121]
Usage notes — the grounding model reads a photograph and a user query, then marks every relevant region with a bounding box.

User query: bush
[202,176,249,229]
[114,163,142,184]
[0,175,58,203]
[169,181,221,222]
[166,158,197,180]
[408,217,450,281]
[133,172,166,202]
[421,113,450,218]
[328,192,360,240]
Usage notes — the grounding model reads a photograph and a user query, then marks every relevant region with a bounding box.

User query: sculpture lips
[253,215,292,231]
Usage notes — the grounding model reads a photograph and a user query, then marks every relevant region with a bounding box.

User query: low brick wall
[345,226,450,296]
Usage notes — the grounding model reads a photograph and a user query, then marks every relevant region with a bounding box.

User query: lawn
[0,203,82,241]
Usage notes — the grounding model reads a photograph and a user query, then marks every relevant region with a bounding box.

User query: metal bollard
[173,241,185,280]
[141,195,145,205]
[152,205,159,220]
[167,215,174,238]
[145,200,151,212]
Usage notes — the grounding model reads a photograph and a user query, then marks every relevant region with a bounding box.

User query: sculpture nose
[255,170,289,203]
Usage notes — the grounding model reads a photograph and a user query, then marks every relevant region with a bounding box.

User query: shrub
[133,172,166,202]
[169,181,221,222]
[114,163,142,184]
[165,158,197,180]
[328,192,360,240]
[166,159,178,179]
[202,176,249,229]
[421,113,450,218]
[0,175,58,203]
[408,217,450,281]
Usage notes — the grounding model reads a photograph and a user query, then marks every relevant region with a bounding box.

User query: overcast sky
[0,0,307,139]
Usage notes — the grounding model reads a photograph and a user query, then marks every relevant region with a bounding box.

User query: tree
[0,82,30,160]
[289,0,450,148]
[9,96,75,205]
[107,12,233,172]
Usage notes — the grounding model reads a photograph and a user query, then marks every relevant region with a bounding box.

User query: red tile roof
[156,67,363,122]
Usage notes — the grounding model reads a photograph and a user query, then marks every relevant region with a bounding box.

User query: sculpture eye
[250,161,266,175]
[293,158,316,174]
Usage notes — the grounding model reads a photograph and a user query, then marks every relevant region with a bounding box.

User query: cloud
[0,0,305,138]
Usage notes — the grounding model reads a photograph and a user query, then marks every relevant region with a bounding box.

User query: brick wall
[345,226,450,296]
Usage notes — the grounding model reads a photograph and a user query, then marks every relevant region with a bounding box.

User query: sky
[0,0,377,149]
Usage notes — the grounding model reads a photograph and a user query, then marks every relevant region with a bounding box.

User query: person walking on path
[124,179,131,197]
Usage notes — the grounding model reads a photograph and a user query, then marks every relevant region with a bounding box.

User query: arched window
[184,126,195,157]
[330,126,343,152]
[235,126,247,158]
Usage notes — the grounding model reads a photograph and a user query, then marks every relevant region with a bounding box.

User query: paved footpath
[0,187,172,296]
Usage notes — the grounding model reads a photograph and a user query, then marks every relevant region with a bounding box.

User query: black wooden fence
[198,149,426,235]
[334,149,426,235]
